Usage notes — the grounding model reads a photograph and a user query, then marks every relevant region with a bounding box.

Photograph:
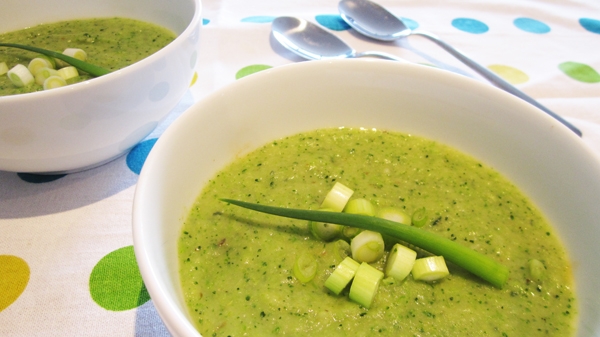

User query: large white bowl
[0,0,201,173]
[133,59,600,336]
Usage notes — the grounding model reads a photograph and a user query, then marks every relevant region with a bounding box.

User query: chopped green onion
[341,225,363,240]
[63,48,87,61]
[412,207,428,227]
[528,259,545,282]
[57,66,79,80]
[385,243,417,281]
[309,220,342,241]
[342,198,375,241]
[43,75,67,90]
[350,230,385,263]
[7,64,34,87]
[220,199,509,288]
[343,198,376,216]
[28,57,54,76]
[35,67,59,86]
[320,182,354,212]
[293,252,317,283]
[0,62,8,76]
[0,43,110,77]
[377,207,411,225]
[333,239,352,261]
[349,262,384,308]
[412,256,450,282]
[325,256,360,295]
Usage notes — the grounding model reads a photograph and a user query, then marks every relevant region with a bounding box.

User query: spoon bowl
[271,16,405,62]
[338,0,581,136]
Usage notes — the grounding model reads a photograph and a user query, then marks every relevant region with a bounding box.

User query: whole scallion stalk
[220,198,510,288]
[0,43,110,77]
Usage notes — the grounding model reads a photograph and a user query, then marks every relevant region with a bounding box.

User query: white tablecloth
[1,0,599,335]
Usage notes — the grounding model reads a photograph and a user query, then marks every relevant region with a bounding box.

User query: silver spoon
[338,0,581,137]
[271,16,406,62]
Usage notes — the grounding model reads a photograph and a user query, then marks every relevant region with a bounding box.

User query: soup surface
[0,17,176,96]
[179,128,577,336]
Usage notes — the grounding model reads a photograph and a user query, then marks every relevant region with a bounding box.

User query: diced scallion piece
[411,207,428,227]
[7,64,34,87]
[57,66,79,80]
[35,67,59,85]
[341,225,362,240]
[43,76,67,90]
[528,259,545,281]
[342,199,376,240]
[325,257,360,295]
[343,198,376,216]
[351,230,385,263]
[63,48,87,61]
[385,243,417,281]
[320,182,354,212]
[349,262,384,308]
[0,62,9,76]
[293,253,317,283]
[377,207,411,225]
[28,57,54,75]
[333,239,351,261]
[309,209,343,241]
[412,256,449,282]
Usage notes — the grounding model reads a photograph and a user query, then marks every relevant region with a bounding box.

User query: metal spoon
[271,16,406,62]
[338,0,582,136]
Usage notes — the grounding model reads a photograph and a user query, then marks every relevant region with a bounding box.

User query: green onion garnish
[220,198,510,288]
[0,43,110,77]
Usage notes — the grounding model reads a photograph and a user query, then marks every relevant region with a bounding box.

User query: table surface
[1,0,599,336]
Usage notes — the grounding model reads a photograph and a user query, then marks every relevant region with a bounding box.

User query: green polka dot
[0,255,30,312]
[559,61,600,83]
[488,64,529,84]
[89,246,150,311]
[236,64,272,79]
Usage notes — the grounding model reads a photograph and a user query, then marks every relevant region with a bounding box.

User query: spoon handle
[354,51,408,62]
[412,30,581,137]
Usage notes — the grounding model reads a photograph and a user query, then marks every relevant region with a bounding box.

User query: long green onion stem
[220,198,509,288]
[0,43,110,77]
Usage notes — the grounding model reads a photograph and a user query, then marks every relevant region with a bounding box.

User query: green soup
[0,17,176,96]
[179,128,577,336]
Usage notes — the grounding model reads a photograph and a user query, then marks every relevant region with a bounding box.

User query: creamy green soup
[0,17,176,96]
[179,128,577,336]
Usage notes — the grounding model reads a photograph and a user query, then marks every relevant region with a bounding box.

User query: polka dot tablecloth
[1,0,599,336]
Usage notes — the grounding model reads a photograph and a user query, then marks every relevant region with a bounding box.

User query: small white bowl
[0,0,201,173]
[133,59,600,336]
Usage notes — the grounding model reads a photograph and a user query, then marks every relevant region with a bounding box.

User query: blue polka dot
[451,18,489,34]
[400,17,419,30]
[241,16,276,23]
[315,14,350,31]
[579,18,600,34]
[126,138,157,175]
[202,18,210,25]
[17,173,67,183]
[513,17,550,34]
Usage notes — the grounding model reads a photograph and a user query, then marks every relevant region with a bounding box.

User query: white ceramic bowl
[133,59,600,337]
[0,0,201,173]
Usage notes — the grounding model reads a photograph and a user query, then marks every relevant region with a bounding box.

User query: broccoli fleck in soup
[179,127,577,336]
